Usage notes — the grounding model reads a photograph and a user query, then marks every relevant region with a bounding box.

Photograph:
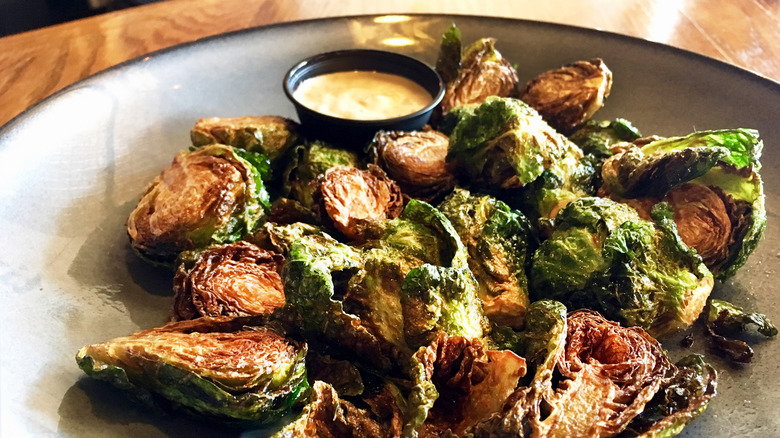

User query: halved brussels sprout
[531,197,713,338]
[471,310,676,437]
[270,381,401,438]
[436,24,520,114]
[446,97,583,190]
[126,144,270,267]
[403,334,527,437]
[315,165,404,241]
[190,115,299,164]
[368,127,456,202]
[76,317,308,426]
[520,59,613,134]
[282,140,361,208]
[172,241,285,320]
[600,128,765,278]
[438,188,534,328]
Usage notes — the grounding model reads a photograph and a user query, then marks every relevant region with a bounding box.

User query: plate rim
[2,13,779,135]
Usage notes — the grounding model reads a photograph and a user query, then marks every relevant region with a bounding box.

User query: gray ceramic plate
[0,15,778,438]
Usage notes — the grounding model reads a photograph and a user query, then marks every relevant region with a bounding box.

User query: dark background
[0,0,163,37]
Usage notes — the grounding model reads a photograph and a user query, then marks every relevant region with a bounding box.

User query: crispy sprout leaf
[172,241,285,320]
[76,317,308,426]
[435,23,462,85]
[620,354,717,438]
[705,299,778,363]
[247,221,331,257]
[520,59,613,134]
[569,118,642,158]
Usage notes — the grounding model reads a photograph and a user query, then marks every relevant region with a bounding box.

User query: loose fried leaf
[621,354,718,438]
[705,299,777,363]
[271,381,398,438]
[569,118,642,158]
[471,310,672,437]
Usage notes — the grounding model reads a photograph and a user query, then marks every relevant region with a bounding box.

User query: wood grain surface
[0,0,778,127]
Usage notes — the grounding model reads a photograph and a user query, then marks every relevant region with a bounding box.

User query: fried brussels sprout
[126,144,271,267]
[172,241,285,320]
[438,188,534,328]
[283,140,361,208]
[531,197,713,338]
[446,96,583,189]
[368,127,456,201]
[270,381,402,438]
[190,116,299,164]
[705,299,778,363]
[76,317,308,426]
[436,24,520,114]
[315,165,404,241]
[472,310,675,437]
[622,354,717,437]
[403,334,527,437]
[283,200,488,370]
[247,221,331,256]
[600,129,766,278]
[520,59,613,134]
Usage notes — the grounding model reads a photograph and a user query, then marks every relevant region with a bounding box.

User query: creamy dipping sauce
[293,70,432,120]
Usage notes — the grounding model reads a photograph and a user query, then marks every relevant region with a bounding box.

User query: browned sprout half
[663,184,731,268]
[520,59,613,133]
[369,127,456,202]
[172,241,285,320]
[315,164,404,240]
[440,37,520,114]
[271,381,402,438]
[76,317,308,425]
[405,334,527,437]
[473,310,672,437]
[190,116,299,163]
[126,144,270,267]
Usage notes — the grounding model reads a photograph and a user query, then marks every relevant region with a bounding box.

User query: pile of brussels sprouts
[76,24,776,437]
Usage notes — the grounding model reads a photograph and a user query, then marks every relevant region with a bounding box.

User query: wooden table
[0,0,778,128]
